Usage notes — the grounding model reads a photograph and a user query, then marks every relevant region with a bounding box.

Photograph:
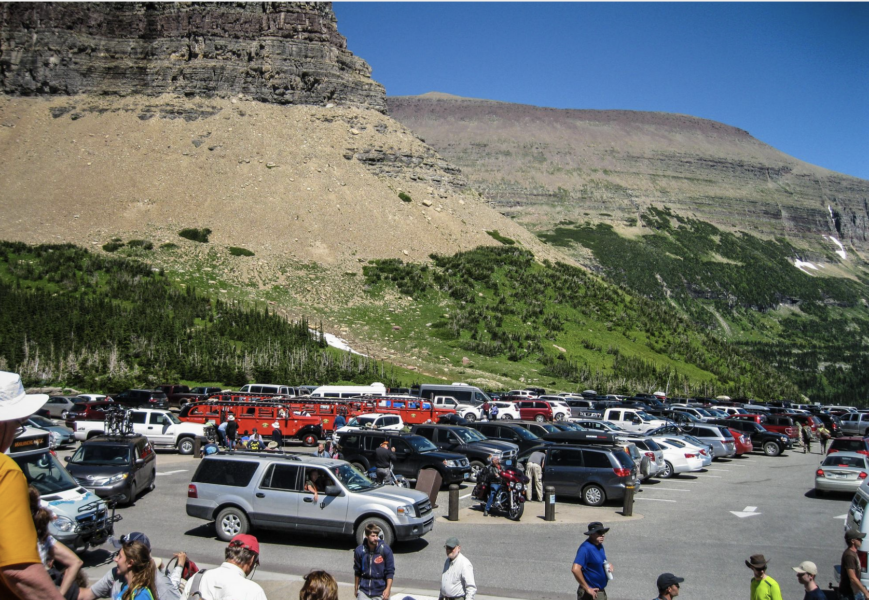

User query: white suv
[539,397,571,421]
[333,413,404,441]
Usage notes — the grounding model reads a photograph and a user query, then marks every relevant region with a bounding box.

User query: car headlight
[444,460,459,467]
[53,515,74,533]
[107,473,129,484]
[396,504,415,517]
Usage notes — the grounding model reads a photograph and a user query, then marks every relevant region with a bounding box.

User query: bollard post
[448,484,460,521]
[622,484,635,516]
[193,436,202,458]
[544,486,556,521]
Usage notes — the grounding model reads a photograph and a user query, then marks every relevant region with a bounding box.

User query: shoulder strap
[186,569,207,599]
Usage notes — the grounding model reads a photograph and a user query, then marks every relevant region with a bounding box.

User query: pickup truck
[73,408,214,454]
[598,408,669,434]
[333,413,406,440]
[157,384,218,408]
[430,396,482,421]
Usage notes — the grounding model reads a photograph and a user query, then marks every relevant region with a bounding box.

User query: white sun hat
[0,371,50,421]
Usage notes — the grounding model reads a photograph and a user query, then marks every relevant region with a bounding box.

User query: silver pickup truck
[186,451,434,546]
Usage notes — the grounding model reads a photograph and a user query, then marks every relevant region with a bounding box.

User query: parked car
[517,442,639,506]
[334,413,403,440]
[815,413,843,438]
[649,437,705,478]
[73,408,214,454]
[618,436,666,479]
[815,452,869,497]
[514,400,554,422]
[514,420,563,438]
[43,396,79,419]
[338,430,471,485]
[65,434,157,505]
[467,421,553,454]
[488,401,520,420]
[828,437,869,456]
[65,400,119,429]
[111,389,169,410]
[572,420,627,434]
[709,418,791,456]
[189,386,223,397]
[76,394,108,402]
[186,452,434,547]
[763,415,799,441]
[838,413,869,437]
[538,397,572,421]
[683,424,737,459]
[26,415,75,447]
[409,424,519,482]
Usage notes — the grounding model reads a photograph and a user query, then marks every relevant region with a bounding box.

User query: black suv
[65,434,157,505]
[111,389,169,410]
[338,431,471,485]
[517,443,638,506]
[410,424,518,482]
[467,421,553,453]
[513,421,563,439]
[709,418,790,457]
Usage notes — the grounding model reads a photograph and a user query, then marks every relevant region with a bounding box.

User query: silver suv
[186,451,434,547]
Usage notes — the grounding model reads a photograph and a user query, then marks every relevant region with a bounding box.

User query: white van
[310,383,387,399]
[239,384,297,396]
[417,384,491,406]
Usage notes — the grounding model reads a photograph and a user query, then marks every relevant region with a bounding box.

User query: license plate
[463,472,470,479]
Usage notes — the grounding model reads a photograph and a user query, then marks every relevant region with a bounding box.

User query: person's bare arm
[383,577,393,600]
[847,567,869,596]
[51,541,84,596]
[79,587,97,600]
[2,562,66,600]
[571,563,597,599]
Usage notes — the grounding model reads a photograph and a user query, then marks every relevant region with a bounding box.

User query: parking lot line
[641,488,690,492]
[704,468,730,471]
[156,469,188,476]
[460,493,473,499]
[636,498,677,503]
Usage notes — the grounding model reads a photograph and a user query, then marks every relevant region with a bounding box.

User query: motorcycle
[471,464,529,521]
[367,465,409,488]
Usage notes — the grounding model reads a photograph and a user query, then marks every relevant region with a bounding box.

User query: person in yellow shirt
[0,370,64,600]
[747,554,782,600]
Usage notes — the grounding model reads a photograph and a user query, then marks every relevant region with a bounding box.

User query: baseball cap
[0,371,49,421]
[229,533,260,554]
[846,529,867,541]
[445,537,460,549]
[657,573,684,590]
[111,532,151,550]
[792,561,817,576]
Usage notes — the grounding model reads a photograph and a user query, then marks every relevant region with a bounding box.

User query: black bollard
[544,486,556,521]
[622,484,635,516]
[448,484,460,521]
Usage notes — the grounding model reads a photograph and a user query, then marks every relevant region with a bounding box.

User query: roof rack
[208,448,307,461]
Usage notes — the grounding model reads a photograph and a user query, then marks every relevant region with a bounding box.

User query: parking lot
[54,441,854,600]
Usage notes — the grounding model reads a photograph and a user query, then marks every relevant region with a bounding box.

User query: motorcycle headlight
[444,460,459,467]
[53,515,74,533]
[107,473,129,484]
[396,504,415,517]
[514,482,524,491]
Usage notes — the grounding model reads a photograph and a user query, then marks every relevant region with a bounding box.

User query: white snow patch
[794,259,819,273]
[824,235,847,260]
[828,205,834,221]
[310,329,367,356]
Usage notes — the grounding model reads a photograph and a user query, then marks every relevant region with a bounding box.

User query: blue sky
[334,2,869,181]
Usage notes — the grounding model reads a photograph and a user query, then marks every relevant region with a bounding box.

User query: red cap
[229,534,259,555]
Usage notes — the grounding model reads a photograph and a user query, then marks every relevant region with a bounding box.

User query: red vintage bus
[178,401,322,446]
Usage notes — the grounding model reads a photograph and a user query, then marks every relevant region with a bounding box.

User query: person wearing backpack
[182,534,266,600]
[354,524,395,600]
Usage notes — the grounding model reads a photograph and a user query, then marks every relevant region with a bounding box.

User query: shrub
[127,240,153,250]
[485,230,516,245]
[179,228,212,243]
[160,243,178,250]
[399,192,412,203]
[102,241,124,252]
[228,246,255,257]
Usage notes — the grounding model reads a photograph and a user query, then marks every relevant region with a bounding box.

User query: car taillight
[860,451,869,457]
[685,453,696,459]
[861,472,868,480]
[613,468,631,477]
[700,449,707,456]
[644,452,655,459]
[859,550,868,572]
[188,484,198,498]
[829,449,839,454]
[816,469,825,477]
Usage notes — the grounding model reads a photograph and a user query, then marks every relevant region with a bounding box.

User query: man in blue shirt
[571,521,611,600]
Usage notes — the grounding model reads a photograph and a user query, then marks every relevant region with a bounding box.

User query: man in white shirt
[183,534,267,600]
[439,537,476,600]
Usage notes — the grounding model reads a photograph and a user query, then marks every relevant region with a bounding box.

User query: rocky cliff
[0,2,386,112]
[388,94,869,262]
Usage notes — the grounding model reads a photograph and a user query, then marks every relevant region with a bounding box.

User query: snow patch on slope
[824,235,847,260]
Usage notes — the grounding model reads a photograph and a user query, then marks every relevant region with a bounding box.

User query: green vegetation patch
[399,192,412,203]
[485,230,516,245]
[102,241,124,253]
[228,247,255,257]
[178,228,212,243]
[127,240,153,250]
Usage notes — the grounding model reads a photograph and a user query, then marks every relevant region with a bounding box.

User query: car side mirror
[324,485,343,497]
[63,456,70,462]
[135,459,145,467]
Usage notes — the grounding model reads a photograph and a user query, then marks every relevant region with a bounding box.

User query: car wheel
[582,484,606,507]
[355,517,394,547]
[535,414,545,423]
[499,413,511,420]
[148,470,156,492]
[463,413,476,422]
[555,413,565,421]
[60,410,68,419]
[302,434,318,447]
[177,437,195,455]
[763,441,782,457]
[469,461,486,483]
[660,461,674,479]
[215,506,250,542]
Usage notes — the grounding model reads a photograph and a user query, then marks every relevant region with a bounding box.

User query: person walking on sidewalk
[439,537,476,600]
[354,524,394,600]
[571,522,611,600]
[746,554,782,600]
[801,425,812,454]
[839,530,869,600]
[819,425,831,453]
[792,561,825,600]
[525,449,545,502]
[655,573,684,600]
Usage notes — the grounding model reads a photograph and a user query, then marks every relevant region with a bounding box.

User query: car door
[251,463,300,531]
[297,466,350,534]
[129,411,149,437]
[544,447,583,497]
[146,412,174,446]
[389,437,416,478]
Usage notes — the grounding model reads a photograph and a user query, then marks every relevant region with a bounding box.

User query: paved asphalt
[61,443,850,600]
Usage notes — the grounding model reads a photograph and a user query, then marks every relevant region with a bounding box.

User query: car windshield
[637,412,654,422]
[513,427,540,441]
[453,428,486,443]
[162,412,181,425]
[28,416,55,428]
[350,416,379,427]
[13,452,79,495]
[680,435,706,447]
[663,438,687,448]
[70,445,131,465]
[823,456,867,468]
[334,463,376,491]
[407,436,439,452]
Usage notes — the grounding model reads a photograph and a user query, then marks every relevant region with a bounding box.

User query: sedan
[573,420,626,433]
[26,415,75,447]
[651,437,705,478]
[42,396,78,419]
[815,452,869,497]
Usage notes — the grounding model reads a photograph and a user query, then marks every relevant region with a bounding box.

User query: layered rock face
[0,2,386,112]
[389,94,869,260]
